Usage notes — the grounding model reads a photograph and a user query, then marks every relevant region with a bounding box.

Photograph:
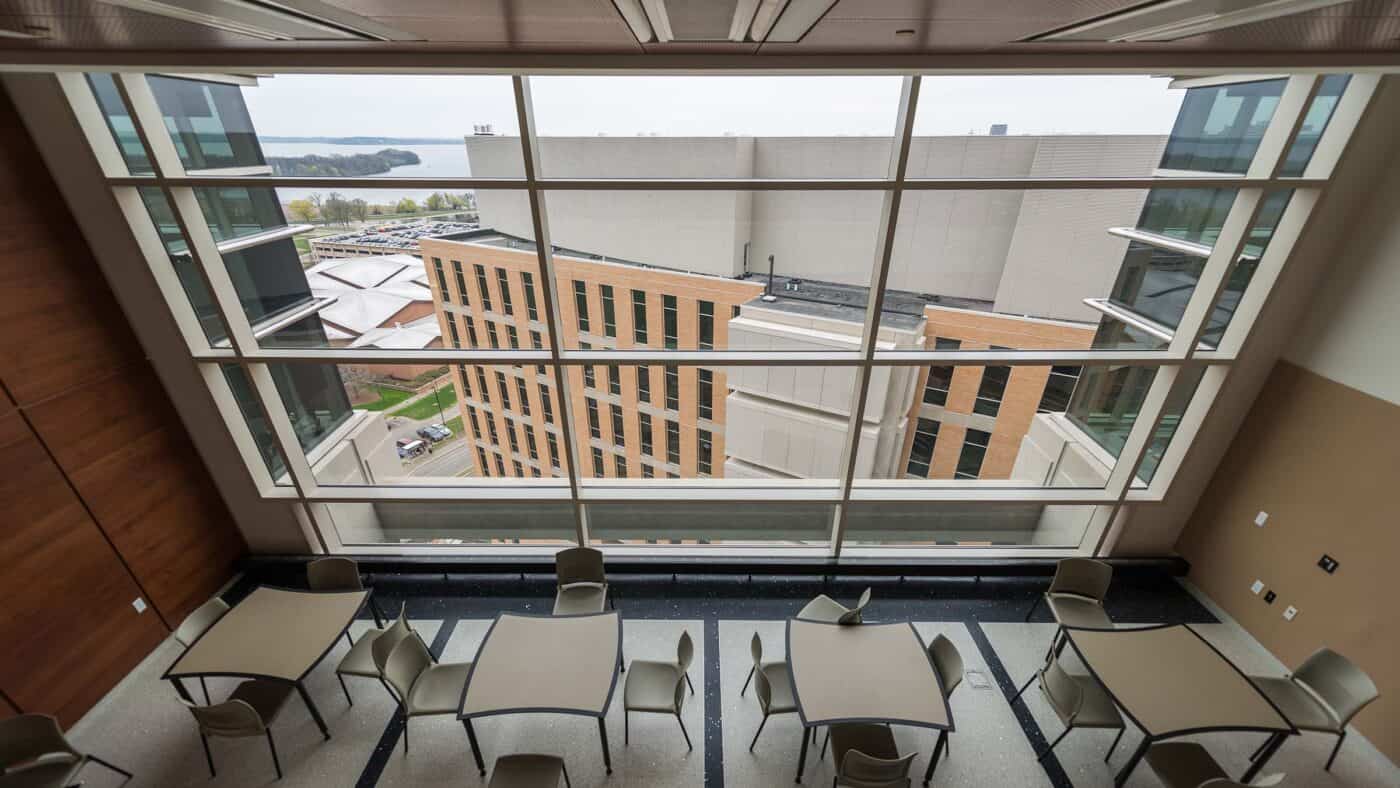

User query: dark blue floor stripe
[966,621,1073,788]
[703,618,723,788]
[356,617,458,788]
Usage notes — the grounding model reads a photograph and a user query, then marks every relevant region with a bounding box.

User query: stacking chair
[1014,558,1113,700]
[928,634,964,755]
[335,602,420,705]
[182,680,293,780]
[1146,742,1284,787]
[173,597,230,704]
[552,547,613,615]
[0,714,133,787]
[798,587,871,624]
[488,754,572,788]
[1246,647,1379,771]
[382,635,474,755]
[740,631,785,697]
[747,633,798,751]
[623,631,695,750]
[1033,654,1125,763]
[828,723,915,788]
[307,556,386,629]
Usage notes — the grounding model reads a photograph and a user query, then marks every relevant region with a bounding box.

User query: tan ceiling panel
[366,15,640,48]
[762,18,1052,52]
[1161,0,1400,50]
[0,10,263,48]
[823,0,1142,23]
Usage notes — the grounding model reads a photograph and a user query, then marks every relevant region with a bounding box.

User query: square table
[457,612,622,775]
[787,619,953,784]
[164,586,370,739]
[1063,624,1296,787]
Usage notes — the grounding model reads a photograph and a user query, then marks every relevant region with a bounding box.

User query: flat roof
[312,220,480,249]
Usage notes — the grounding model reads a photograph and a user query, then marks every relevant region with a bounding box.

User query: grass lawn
[390,384,458,420]
[357,385,414,412]
[444,415,463,438]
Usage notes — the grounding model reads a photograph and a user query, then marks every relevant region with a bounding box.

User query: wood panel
[0,412,166,727]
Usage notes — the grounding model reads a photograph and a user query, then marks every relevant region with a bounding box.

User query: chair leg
[685,671,696,695]
[819,727,830,760]
[561,761,572,788]
[1105,728,1124,762]
[741,665,755,696]
[678,715,692,751]
[1038,728,1071,761]
[1326,730,1346,771]
[199,676,211,706]
[1249,734,1273,762]
[624,710,629,746]
[945,732,951,758]
[1011,672,1037,702]
[402,712,410,755]
[369,597,386,629]
[199,733,216,778]
[749,713,768,751]
[1025,594,1041,622]
[86,755,134,782]
[343,631,354,649]
[266,730,283,780]
[337,673,353,706]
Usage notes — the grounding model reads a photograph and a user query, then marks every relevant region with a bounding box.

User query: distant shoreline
[262,136,461,145]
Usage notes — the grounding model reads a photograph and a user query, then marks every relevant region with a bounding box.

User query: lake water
[261,142,472,205]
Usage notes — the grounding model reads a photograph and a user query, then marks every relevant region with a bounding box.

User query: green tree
[322,192,352,225]
[424,192,447,211]
[395,197,419,214]
[349,198,369,222]
[286,198,317,223]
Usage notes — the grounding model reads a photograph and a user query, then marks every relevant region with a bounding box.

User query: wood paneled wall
[0,85,245,726]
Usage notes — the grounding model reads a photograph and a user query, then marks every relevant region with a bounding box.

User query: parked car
[396,438,428,459]
[417,423,453,443]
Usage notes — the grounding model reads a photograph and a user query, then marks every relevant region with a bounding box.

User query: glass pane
[136,188,228,344]
[1160,79,1287,173]
[85,73,152,175]
[1280,75,1350,177]
[267,362,354,463]
[587,502,832,546]
[148,75,265,171]
[324,501,575,546]
[456,364,572,480]
[530,190,883,350]
[843,502,1096,548]
[529,76,902,178]
[219,363,291,484]
[1137,366,1207,485]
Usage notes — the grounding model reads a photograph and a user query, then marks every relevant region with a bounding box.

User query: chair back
[929,634,964,698]
[0,714,78,769]
[372,603,414,675]
[1293,648,1379,726]
[555,546,606,587]
[384,632,432,703]
[1047,558,1112,603]
[1039,657,1084,723]
[839,749,916,787]
[753,660,775,714]
[307,557,364,592]
[677,630,694,673]
[837,587,873,625]
[174,597,230,647]
[750,632,764,665]
[182,699,264,737]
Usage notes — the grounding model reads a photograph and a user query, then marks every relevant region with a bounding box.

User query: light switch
[1283,606,1298,621]
[1254,511,1269,527]
[1250,580,1265,595]
[132,597,147,613]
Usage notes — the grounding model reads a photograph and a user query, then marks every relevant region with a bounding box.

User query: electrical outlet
[1283,605,1298,621]
[1250,580,1265,595]
[1318,554,1339,574]
[1254,511,1269,527]
[131,597,147,613]
[1263,590,1276,604]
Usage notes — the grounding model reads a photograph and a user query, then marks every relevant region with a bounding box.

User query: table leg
[462,719,485,775]
[1240,733,1285,784]
[598,717,613,775]
[1114,736,1151,787]
[295,681,330,740]
[795,725,811,783]
[168,677,193,703]
[923,730,947,785]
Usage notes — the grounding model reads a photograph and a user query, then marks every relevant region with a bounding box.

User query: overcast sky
[242,74,1185,139]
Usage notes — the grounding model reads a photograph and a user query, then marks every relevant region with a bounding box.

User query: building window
[615,454,627,477]
[515,378,531,416]
[662,294,678,349]
[506,325,519,350]
[608,365,621,396]
[637,365,651,403]
[477,448,490,476]
[666,420,680,465]
[698,429,712,476]
[642,464,654,479]
[466,405,480,435]
[973,364,1011,418]
[474,264,493,311]
[486,419,499,444]
[507,423,520,454]
[698,368,714,420]
[432,258,451,303]
[698,300,714,350]
[494,454,506,476]
[475,368,490,403]
[464,316,479,346]
[446,317,462,348]
[573,280,590,333]
[530,330,543,350]
[452,261,469,305]
[581,342,596,389]
[486,321,500,349]
[513,460,524,476]
[587,398,601,439]
[521,271,539,321]
[458,365,471,397]
[495,268,514,316]
[640,411,653,457]
[546,432,560,469]
[631,289,648,344]
[906,418,939,478]
[923,338,960,407]
[1038,366,1082,414]
[540,385,554,423]
[611,404,625,448]
[600,284,617,338]
[665,365,679,411]
[955,429,991,480]
[495,371,511,409]
[526,428,539,460]
[591,447,605,477]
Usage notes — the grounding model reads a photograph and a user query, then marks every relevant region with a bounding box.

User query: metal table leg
[598,717,613,775]
[1241,733,1286,784]
[295,681,330,740]
[168,677,194,703]
[795,725,811,783]
[923,730,947,785]
[1115,736,1151,787]
[462,719,485,775]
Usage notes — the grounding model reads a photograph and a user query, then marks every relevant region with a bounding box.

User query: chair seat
[1046,595,1112,630]
[0,757,83,788]
[761,663,798,713]
[488,753,566,788]
[336,627,385,677]
[1144,742,1230,788]
[407,661,473,716]
[624,661,681,712]
[830,722,900,768]
[1250,676,1339,732]
[553,583,607,615]
[229,680,295,726]
[1051,672,1122,729]
[797,594,849,623]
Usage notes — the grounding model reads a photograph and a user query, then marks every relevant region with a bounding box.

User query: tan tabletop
[1065,624,1294,737]
[459,612,621,719]
[165,586,368,682]
[787,619,951,730]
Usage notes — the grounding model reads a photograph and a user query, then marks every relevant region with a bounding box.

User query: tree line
[286,191,476,225]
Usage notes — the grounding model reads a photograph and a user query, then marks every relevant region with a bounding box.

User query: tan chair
[382,634,473,754]
[1034,654,1124,763]
[173,597,230,704]
[488,754,572,788]
[828,723,914,788]
[552,547,613,615]
[1146,742,1284,787]
[182,680,293,780]
[335,602,421,706]
[1014,558,1113,701]
[798,587,871,624]
[623,631,694,750]
[928,633,964,755]
[740,630,785,697]
[307,556,385,629]
[0,713,132,787]
[1246,647,1379,771]
[747,633,798,751]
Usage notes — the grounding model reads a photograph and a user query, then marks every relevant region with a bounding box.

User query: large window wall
[55,70,1377,556]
